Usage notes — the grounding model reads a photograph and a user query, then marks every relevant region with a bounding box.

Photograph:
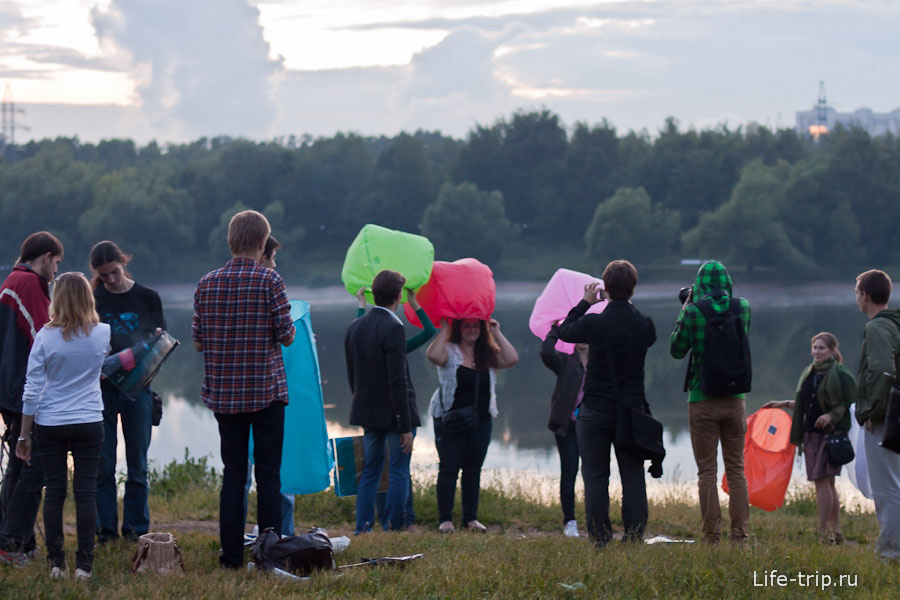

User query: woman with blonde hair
[16,272,110,579]
[763,332,855,544]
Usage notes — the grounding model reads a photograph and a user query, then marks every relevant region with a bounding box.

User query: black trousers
[0,410,42,553]
[36,421,103,572]
[554,420,580,524]
[434,417,492,524]
[214,401,284,568]
[576,404,647,546]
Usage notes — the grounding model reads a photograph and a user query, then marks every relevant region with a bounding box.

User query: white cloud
[92,0,283,139]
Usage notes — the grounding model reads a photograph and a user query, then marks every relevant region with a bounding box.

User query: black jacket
[557,299,656,410]
[345,307,413,432]
[540,325,585,436]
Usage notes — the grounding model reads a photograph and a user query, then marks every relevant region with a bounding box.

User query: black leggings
[36,422,103,572]
[554,420,580,523]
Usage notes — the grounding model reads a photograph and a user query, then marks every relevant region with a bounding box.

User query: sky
[0,0,898,143]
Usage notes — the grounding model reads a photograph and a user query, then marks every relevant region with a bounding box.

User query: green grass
[5,453,899,599]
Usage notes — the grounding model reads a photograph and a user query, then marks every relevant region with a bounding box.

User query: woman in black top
[90,241,166,543]
[426,317,518,533]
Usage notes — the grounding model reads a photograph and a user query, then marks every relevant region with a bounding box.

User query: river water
[144,281,874,509]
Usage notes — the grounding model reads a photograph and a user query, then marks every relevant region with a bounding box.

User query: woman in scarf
[763,332,855,544]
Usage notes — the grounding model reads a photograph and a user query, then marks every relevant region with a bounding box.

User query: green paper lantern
[341,224,434,303]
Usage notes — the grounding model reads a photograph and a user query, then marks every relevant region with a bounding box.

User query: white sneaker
[563,520,580,538]
[49,566,65,579]
[75,568,91,579]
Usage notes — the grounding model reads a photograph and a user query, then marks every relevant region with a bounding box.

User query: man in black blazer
[345,270,414,533]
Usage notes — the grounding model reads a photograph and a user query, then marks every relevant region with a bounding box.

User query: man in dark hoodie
[854,269,900,561]
[0,232,63,564]
[670,261,750,544]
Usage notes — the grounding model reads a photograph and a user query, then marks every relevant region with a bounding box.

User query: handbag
[881,385,900,455]
[825,430,855,466]
[251,527,335,576]
[440,371,481,436]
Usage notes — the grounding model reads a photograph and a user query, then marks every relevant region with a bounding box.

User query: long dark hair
[449,319,499,371]
[89,240,132,289]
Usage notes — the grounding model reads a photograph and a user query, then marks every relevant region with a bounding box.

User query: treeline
[1,110,898,282]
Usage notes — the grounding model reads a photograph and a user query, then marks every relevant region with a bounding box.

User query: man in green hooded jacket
[670,261,750,543]
[854,269,900,561]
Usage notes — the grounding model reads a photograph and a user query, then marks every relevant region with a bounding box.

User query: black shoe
[95,533,119,547]
[123,531,144,542]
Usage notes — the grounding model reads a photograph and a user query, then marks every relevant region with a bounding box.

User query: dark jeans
[355,428,411,533]
[96,386,152,540]
[576,404,647,547]
[36,421,103,572]
[0,410,41,553]
[376,428,417,528]
[434,417,492,524]
[555,420,580,524]
[215,401,284,568]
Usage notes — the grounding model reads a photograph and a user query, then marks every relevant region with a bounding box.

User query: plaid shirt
[192,258,295,414]
[670,261,751,402]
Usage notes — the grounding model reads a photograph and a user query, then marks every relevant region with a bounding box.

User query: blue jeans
[243,463,296,537]
[434,417,492,524]
[376,428,417,527]
[356,428,410,533]
[96,385,152,539]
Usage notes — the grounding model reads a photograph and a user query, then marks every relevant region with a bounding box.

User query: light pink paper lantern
[528,268,608,354]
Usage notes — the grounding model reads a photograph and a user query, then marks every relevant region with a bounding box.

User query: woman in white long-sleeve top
[15,272,110,579]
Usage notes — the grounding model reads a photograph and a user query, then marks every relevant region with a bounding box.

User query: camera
[678,287,692,304]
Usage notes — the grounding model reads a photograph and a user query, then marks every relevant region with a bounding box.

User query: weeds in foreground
[14,451,896,599]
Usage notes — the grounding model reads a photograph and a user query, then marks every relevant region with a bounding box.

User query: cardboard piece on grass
[331,436,389,497]
[341,224,434,304]
[403,258,496,328]
[529,268,607,354]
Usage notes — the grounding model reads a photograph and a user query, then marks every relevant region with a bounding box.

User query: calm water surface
[144,281,873,507]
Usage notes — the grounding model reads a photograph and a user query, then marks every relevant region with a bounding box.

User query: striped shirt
[192,258,295,414]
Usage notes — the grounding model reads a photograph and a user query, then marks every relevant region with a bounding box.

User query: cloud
[92,0,283,139]
[0,42,126,72]
[0,1,32,39]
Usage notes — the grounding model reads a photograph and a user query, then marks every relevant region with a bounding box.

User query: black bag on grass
[251,527,335,576]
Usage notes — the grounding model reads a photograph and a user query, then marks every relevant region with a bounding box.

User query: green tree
[584,187,680,265]
[79,169,196,274]
[421,182,514,265]
[682,160,810,272]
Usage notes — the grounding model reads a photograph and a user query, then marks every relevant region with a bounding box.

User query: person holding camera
[762,332,854,544]
[670,260,751,544]
[557,260,657,547]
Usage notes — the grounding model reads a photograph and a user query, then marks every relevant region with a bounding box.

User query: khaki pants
[689,397,749,542]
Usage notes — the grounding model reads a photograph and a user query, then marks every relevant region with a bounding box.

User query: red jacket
[0,265,50,413]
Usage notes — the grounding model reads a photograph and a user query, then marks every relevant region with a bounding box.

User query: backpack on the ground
[251,527,336,576]
[694,293,752,397]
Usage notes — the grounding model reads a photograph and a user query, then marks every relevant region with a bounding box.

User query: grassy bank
[2,454,898,599]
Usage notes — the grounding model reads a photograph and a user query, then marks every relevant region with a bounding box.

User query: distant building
[796,106,900,137]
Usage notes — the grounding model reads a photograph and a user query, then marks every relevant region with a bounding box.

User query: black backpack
[692,293,752,397]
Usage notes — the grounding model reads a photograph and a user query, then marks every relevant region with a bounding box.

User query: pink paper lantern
[529,268,607,354]
[404,258,496,328]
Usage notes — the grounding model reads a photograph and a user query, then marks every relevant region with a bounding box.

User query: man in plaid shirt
[670,260,751,544]
[192,210,295,569]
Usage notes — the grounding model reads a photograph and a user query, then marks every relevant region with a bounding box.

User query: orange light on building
[808,124,828,139]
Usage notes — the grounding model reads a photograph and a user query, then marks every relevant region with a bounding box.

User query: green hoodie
[670,261,752,402]
[856,308,900,425]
